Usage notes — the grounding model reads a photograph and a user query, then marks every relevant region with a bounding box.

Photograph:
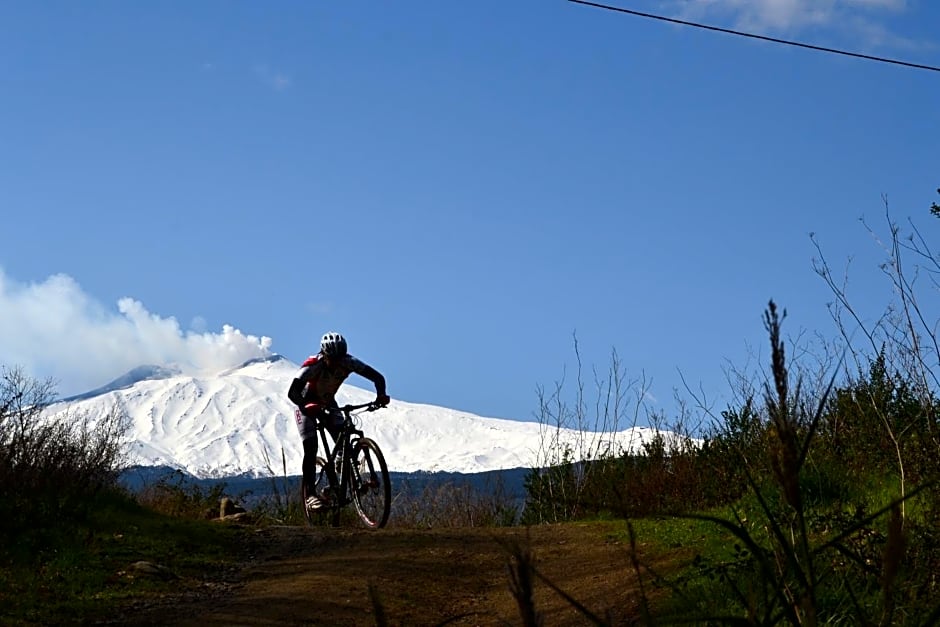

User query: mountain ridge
[61,364,183,402]
[45,357,663,479]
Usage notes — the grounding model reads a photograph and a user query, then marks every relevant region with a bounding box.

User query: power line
[569,0,940,74]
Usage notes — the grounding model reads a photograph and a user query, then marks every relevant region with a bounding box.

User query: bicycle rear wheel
[351,438,391,529]
[301,456,330,526]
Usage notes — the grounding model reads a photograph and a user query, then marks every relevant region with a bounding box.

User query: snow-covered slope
[44,355,664,479]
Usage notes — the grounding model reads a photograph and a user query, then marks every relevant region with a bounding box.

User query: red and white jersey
[287,353,386,408]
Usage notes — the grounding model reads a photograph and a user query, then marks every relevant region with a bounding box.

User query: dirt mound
[115,522,665,626]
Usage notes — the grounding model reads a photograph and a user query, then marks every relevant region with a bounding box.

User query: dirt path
[116,521,668,626]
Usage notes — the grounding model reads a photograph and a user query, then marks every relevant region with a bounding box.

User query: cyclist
[287,331,390,511]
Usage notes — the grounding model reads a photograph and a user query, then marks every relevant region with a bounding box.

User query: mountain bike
[302,402,392,529]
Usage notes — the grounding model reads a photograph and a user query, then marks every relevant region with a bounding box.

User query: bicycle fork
[325,432,360,507]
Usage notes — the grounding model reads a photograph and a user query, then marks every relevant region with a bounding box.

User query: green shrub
[0,366,130,558]
[135,469,229,519]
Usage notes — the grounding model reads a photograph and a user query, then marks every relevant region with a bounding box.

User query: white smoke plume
[0,269,273,397]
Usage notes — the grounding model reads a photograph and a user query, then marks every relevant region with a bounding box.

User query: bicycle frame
[316,402,376,507]
[302,400,391,529]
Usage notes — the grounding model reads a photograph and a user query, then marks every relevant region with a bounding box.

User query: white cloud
[253,64,291,91]
[672,0,912,43]
[190,315,208,333]
[0,268,273,397]
[844,13,927,51]
[845,0,906,9]
[306,301,334,315]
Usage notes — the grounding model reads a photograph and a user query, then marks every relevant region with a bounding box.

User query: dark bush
[0,366,130,557]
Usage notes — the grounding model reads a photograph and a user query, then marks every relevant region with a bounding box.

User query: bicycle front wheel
[351,438,391,529]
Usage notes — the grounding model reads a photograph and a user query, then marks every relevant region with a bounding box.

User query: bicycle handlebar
[338,401,386,414]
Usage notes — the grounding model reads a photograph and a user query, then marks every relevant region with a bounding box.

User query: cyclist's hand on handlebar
[374,394,390,408]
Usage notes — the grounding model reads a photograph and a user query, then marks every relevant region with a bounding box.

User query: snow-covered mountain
[44,355,664,479]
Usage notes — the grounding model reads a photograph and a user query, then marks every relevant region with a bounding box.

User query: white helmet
[320,332,348,358]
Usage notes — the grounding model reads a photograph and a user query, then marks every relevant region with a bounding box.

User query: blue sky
[2,1,939,426]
